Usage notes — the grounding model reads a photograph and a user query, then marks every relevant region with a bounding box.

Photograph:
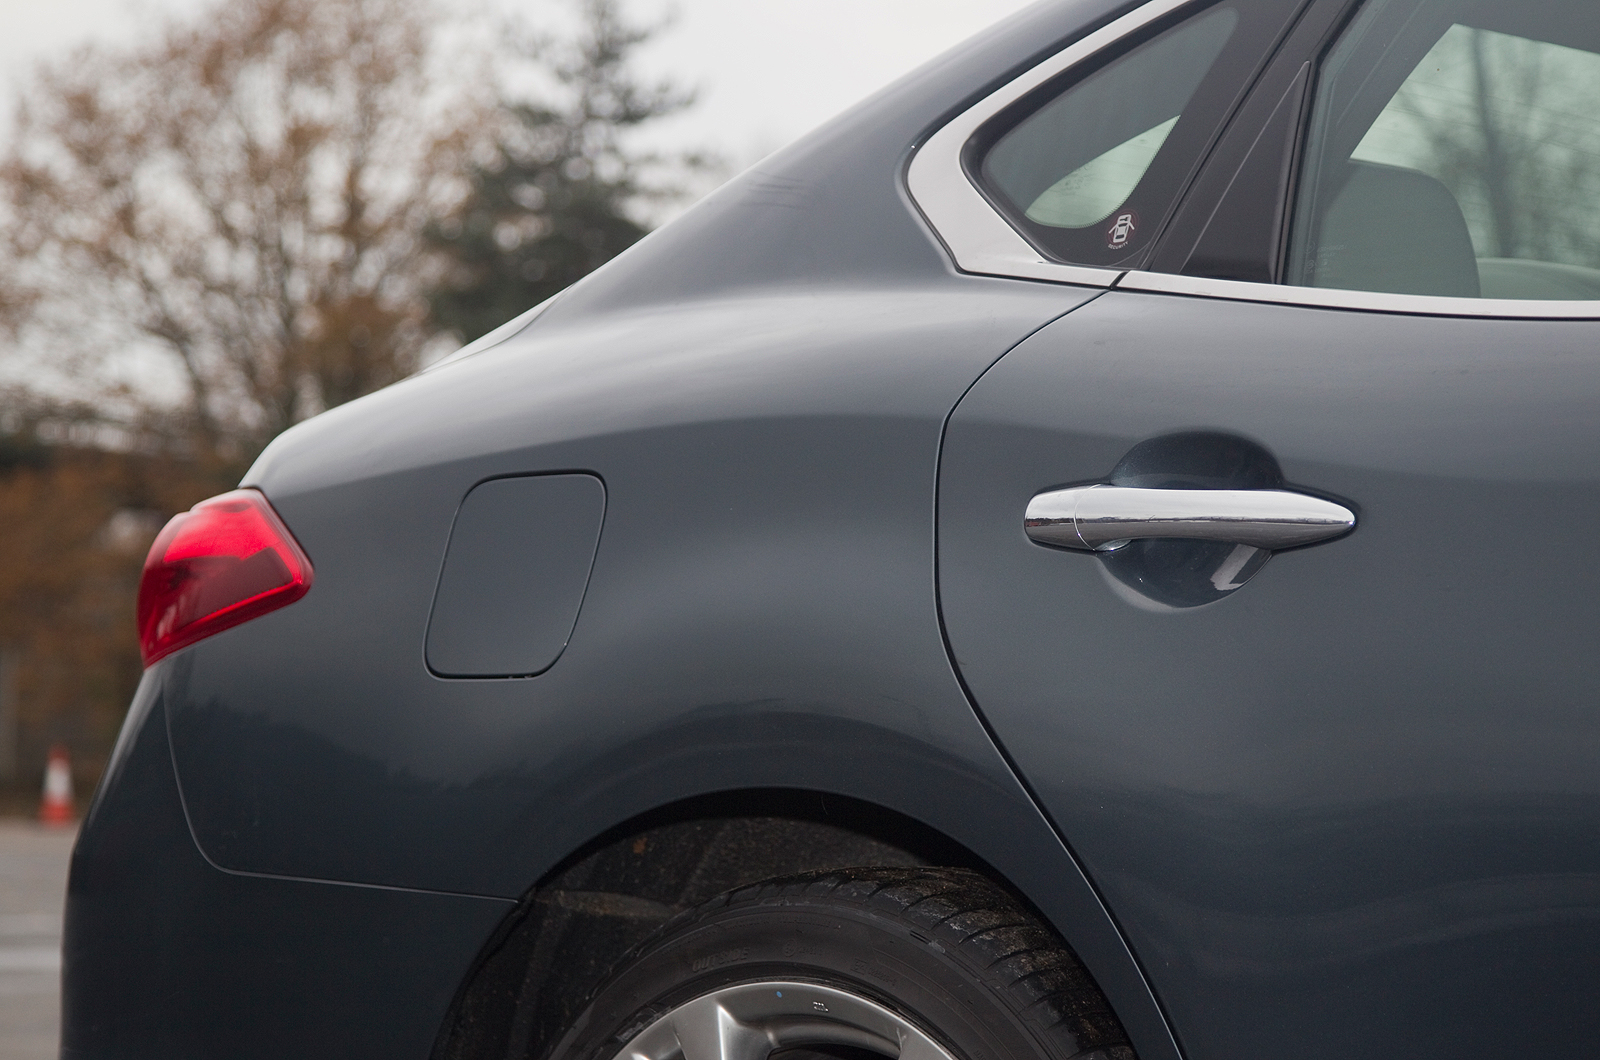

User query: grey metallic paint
[67,0,1600,1057]
[940,290,1600,1059]
[425,473,607,678]
[63,676,512,1059]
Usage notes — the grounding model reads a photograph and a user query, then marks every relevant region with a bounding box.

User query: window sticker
[1107,210,1141,250]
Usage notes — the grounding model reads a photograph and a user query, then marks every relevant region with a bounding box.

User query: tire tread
[650,867,1136,1060]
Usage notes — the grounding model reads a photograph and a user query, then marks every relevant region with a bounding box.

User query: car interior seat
[1309,160,1481,298]
[1477,257,1600,300]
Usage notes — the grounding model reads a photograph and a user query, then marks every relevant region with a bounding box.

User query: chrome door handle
[1025,484,1356,552]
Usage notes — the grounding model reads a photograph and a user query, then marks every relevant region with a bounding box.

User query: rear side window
[971,2,1283,268]
[1290,0,1600,299]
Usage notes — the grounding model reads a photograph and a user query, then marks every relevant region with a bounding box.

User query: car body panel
[175,283,1091,892]
[63,675,513,1060]
[162,279,1191,1058]
[938,288,1600,1060]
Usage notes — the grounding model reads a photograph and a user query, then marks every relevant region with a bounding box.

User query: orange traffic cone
[39,745,74,827]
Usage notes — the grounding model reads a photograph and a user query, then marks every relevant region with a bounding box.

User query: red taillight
[137,489,313,666]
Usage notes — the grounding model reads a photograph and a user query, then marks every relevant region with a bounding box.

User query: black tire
[549,867,1135,1060]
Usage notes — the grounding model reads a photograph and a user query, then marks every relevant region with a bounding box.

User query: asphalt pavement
[0,822,73,1060]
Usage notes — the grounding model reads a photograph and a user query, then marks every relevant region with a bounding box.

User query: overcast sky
[1,0,1041,172]
[0,0,1044,388]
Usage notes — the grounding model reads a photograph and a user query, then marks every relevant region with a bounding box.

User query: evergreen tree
[427,0,700,343]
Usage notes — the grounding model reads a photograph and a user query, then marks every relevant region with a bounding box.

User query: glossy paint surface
[157,276,1199,1053]
[939,289,1600,1060]
[425,473,607,677]
[181,284,1084,889]
[159,276,1210,1054]
[64,675,511,1059]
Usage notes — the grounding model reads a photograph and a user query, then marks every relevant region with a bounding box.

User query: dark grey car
[64,1,1600,1059]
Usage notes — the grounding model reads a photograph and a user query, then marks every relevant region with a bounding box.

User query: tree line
[0,0,708,802]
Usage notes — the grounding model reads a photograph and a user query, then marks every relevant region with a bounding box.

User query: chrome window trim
[1118,271,1600,320]
[906,0,1195,289]
[907,0,1600,320]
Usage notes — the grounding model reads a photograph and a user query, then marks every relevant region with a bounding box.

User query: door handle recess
[1026,485,1356,552]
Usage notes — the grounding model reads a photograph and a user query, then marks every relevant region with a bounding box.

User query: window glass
[1291,0,1600,299]
[976,6,1240,267]
[1024,117,1179,228]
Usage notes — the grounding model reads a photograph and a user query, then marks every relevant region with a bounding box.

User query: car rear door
[933,2,1600,1059]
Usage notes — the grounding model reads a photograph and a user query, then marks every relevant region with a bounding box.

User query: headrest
[1310,161,1480,298]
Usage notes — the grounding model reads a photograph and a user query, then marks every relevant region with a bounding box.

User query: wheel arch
[431,788,1121,1060]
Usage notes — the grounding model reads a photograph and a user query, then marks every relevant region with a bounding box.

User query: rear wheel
[550,868,1135,1060]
